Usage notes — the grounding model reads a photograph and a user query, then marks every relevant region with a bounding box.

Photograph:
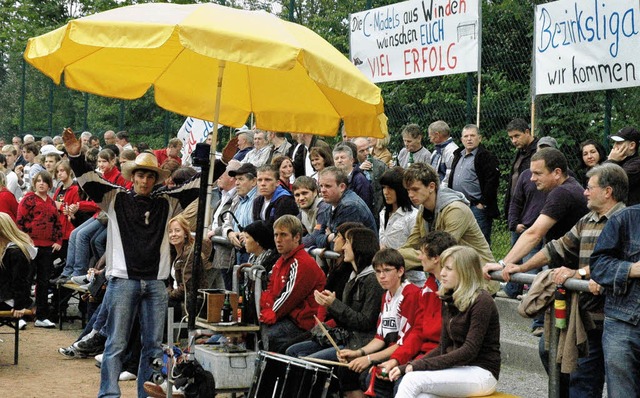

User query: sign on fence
[349,0,480,83]
[534,0,640,95]
[177,117,217,165]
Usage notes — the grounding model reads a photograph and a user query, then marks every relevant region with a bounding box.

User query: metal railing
[489,270,590,398]
[209,235,341,260]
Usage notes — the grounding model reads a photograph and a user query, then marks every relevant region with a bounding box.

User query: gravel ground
[498,364,548,397]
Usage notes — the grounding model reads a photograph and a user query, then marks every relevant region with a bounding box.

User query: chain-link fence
[378,0,640,257]
[4,0,640,255]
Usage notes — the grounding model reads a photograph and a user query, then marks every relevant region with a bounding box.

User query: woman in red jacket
[0,172,18,221]
[97,149,132,190]
[17,170,63,328]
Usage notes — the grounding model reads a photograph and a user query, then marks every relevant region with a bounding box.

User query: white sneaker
[34,319,56,328]
[95,353,103,363]
[70,275,89,285]
[18,320,27,330]
[119,371,137,381]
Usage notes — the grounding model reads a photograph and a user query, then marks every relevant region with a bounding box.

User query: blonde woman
[389,245,500,398]
[370,136,392,166]
[167,214,210,317]
[0,213,37,327]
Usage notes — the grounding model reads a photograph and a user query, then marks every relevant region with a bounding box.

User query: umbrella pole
[188,62,226,344]
[204,61,226,229]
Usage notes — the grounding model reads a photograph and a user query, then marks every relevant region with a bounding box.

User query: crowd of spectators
[1,120,639,398]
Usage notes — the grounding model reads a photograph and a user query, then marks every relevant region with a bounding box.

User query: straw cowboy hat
[121,152,171,184]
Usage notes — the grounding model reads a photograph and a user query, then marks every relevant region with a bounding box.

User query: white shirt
[379,206,418,249]
[211,187,237,231]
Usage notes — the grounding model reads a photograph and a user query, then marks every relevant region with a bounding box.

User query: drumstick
[313,315,341,354]
[300,356,350,368]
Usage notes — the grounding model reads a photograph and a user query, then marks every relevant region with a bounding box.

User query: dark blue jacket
[349,167,374,212]
[591,205,640,325]
[307,189,377,249]
[251,185,298,228]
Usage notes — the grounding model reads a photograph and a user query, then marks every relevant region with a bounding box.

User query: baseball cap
[537,136,558,149]
[609,127,640,143]
[228,163,257,177]
[40,144,63,155]
[234,125,249,135]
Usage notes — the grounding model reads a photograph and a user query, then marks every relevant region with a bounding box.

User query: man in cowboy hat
[62,128,201,398]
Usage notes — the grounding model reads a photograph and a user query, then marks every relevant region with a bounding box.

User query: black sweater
[0,246,33,310]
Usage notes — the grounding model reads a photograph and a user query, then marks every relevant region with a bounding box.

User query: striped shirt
[543,202,626,270]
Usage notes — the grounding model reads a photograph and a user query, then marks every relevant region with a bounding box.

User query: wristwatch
[578,268,587,280]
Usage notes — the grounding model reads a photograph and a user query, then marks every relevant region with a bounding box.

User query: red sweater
[153,149,182,167]
[103,166,132,190]
[0,188,18,221]
[53,183,101,240]
[260,244,326,331]
[17,192,63,247]
[391,274,442,365]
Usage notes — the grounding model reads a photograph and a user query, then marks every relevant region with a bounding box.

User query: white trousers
[395,365,498,398]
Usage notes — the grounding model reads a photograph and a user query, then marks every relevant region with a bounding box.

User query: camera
[191,143,211,167]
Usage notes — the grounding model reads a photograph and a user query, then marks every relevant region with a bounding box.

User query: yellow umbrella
[24,2,387,138]
[26,5,388,333]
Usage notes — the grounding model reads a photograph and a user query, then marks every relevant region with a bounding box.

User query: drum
[248,351,333,398]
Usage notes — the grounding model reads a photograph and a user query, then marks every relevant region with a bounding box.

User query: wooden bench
[486,392,519,397]
[0,309,33,365]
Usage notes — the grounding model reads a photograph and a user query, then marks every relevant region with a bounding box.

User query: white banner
[177,117,216,165]
[349,0,480,83]
[534,0,640,95]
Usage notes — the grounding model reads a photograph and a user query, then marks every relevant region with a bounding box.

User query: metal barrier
[489,270,590,398]
[209,235,341,260]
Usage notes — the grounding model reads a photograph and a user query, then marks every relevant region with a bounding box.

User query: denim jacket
[590,205,640,325]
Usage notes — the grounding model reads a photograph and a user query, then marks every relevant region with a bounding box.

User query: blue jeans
[285,340,343,361]
[78,302,103,341]
[92,226,108,259]
[602,317,640,398]
[98,278,167,398]
[471,205,493,245]
[570,325,604,398]
[61,218,104,277]
[261,317,305,353]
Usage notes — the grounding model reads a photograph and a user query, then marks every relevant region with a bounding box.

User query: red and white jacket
[374,280,421,346]
[260,244,326,331]
[391,274,442,364]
